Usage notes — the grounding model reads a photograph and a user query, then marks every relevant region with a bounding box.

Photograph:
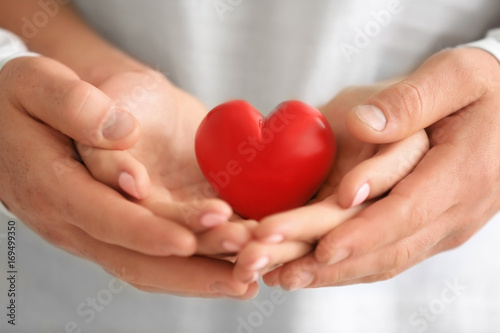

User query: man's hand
[0,56,256,298]
[262,47,500,289]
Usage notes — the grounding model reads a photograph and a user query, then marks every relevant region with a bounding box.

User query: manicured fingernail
[351,183,370,207]
[327,248,351,266]
[287,271,314,291]
[200,213,227,227]
[249,257,270,271]
[222,241,241,253]
[102,108,135,141]
[262,234,284,243]
[118,172,140,199]
[355,105,387,131]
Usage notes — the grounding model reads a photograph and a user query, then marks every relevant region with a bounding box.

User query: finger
[57,162,197,256]
[261,253,321,291]
[314,143,461,266]
[3,106,197,257]
[234,241,313,284]
[302,213,454,288]
[316,137,469,264]
[319,217,483,287]
[6,56,140,149]
[270,240,421,290]
[262,266,282,288]
[252,195,364,244]
[128,282,258,299]
[66,226,258,298]
[196,220,258,256]
[145,196,233,233]
[76,143,150,200]
[337,129,429,208]
[104,250,258,298]
[345,48,500,143]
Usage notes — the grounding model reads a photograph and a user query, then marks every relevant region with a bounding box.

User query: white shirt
[1,1,500,332]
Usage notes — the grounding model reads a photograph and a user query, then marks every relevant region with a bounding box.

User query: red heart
[195,100,336,220]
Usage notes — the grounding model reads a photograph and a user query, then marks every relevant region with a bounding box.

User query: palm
[98,71,213,203]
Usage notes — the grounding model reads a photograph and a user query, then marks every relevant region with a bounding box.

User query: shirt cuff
[0,28,39,73]
[458,28,500,62]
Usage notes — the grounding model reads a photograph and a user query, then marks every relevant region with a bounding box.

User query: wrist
[0,1,148,85]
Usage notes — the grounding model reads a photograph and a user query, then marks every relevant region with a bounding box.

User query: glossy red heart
[195,100,336,220]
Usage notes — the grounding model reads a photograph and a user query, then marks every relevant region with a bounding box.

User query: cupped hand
[77,69,257,256]
[262,47,500,289]
[0,56,256,298]
[233,84,429,286]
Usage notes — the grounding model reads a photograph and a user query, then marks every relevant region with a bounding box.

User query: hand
[232,84,429,286]
[0,56,256,298]
[77,68,258,256]
[262,47,500,289]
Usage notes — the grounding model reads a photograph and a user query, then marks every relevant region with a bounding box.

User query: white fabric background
[1,0,500,332]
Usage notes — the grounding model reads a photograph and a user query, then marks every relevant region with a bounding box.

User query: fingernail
[351,183,370,207]
[267,276,280,288]
[355,105,387,131]
[327,248,351,266]
[210,281,242,297]
[249,272,260,284]
[249,257,270,271]
[287,271,314,291]
[200,213,227,227]
[262,234,284,244]
[118,172,140,199]
[222,241,241,253]
[102,108,135,141]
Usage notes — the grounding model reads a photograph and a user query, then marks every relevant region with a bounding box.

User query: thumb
[5,56,140,150]
[345,48,500,143]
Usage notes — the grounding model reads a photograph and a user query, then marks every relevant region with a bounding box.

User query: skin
[81,79,430,286]
[0,1,257,298]
[2,1,499,296]
[248,48,500,290]
[232,84,429,284]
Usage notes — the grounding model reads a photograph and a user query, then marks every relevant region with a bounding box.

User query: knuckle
[444,49,492,100]
[446,49,482,84]
[385,244,411,272]
[315,234,338,262]
[61,81,103,144]
[61,80,92,120]
[390,191,430,232]
[308,268,341,287]
[389,80,426,126]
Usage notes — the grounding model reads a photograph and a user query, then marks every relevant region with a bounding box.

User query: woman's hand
[77,68,258,256]
[232,84,429,286]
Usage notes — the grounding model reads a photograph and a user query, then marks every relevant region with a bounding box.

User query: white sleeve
[0,28,39,72]
[459,28,500,62]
